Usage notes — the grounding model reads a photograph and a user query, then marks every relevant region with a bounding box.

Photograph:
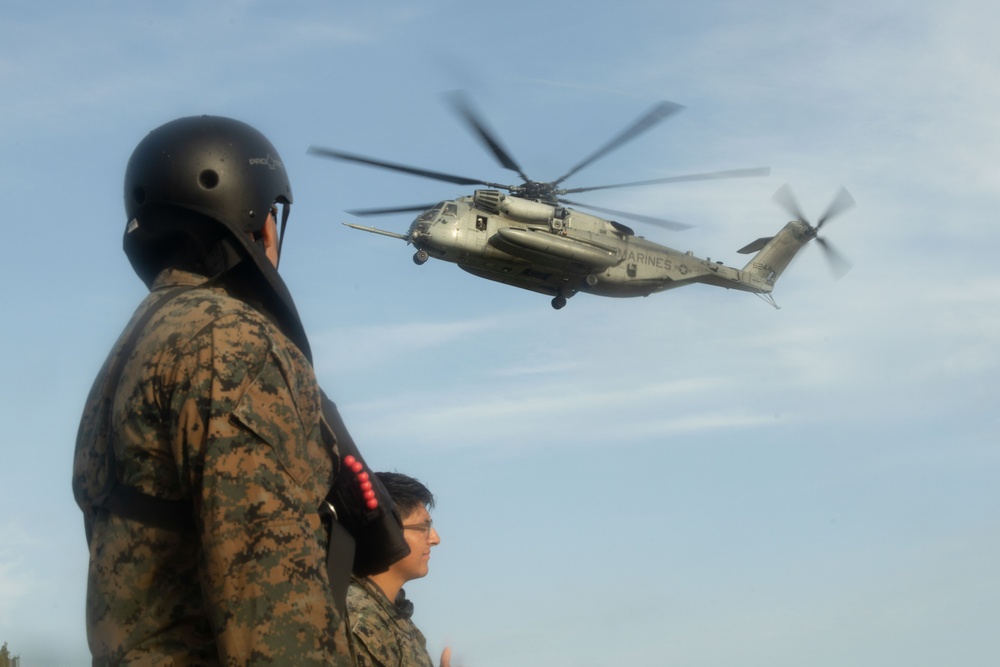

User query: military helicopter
[309,94,853,309]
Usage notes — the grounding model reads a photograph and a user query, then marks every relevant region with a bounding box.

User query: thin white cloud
[488,361,582,378]
[312,316,503,373]
[342,375,780,449]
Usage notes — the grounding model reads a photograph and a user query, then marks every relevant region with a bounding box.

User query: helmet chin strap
[276,202,291,269]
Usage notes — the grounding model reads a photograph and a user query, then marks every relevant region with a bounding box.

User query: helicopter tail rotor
[813,235,852,280]
[772,184,855,279]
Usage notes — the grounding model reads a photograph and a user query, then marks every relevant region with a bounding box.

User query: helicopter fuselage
[395,190,805,307]
[316,95,849,309]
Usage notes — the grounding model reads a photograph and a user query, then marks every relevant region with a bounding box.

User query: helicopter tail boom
[738,220,812,292]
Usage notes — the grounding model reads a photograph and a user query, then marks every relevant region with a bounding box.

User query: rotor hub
[513,181,559,204]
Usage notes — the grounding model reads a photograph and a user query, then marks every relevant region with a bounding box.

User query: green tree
[0,640,18,667]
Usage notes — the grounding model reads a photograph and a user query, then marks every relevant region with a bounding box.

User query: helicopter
[309,93,853,309]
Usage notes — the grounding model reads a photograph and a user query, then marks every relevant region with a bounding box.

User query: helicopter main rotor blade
[559,198,693,231]
[346,203,440,217]
[553,101,684,186]
[816,186,856,230]
[445,90,532,183]
[557,167,771,195]
[307,146,509,189]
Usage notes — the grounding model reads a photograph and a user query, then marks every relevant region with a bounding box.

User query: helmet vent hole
[132,186,146,205]
[198,169,220,190]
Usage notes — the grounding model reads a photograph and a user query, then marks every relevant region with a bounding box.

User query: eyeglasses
[402,521,434,537]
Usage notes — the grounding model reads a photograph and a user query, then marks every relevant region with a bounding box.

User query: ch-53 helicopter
[309,93,853,309]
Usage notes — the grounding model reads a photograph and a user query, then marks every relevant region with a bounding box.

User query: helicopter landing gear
[413,249,429,265]
[551,294,567,310]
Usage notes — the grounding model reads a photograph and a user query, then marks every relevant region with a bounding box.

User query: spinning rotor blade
[554,101,684,186]
[771,183,809,224]
[773,183,856,230]
[307,146,508,189]
[816,186,856,230]
[815,237,853,280]
[346,203,440,217]
[445,91,531,182]
[559,198,692,231]
[558,166,771,195]
[772,183,855,279]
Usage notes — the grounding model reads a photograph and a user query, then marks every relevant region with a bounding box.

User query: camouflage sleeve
[353,635,396,667]
[170,310,347,664]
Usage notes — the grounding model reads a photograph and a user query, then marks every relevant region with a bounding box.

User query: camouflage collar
[150,267,214,290]
[351,575,415,619]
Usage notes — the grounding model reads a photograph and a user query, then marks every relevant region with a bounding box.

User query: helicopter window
[443,203,459,217]
[417,204,445,223]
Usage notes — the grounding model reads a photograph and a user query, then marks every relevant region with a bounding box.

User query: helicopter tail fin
[737,221,810,292]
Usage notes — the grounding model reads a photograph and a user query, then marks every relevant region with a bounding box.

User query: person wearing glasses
[348,472,454,667]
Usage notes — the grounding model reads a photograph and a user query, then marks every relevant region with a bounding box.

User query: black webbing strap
[91,286,196,533]
[321,500,357,622]
[276,202,290,269]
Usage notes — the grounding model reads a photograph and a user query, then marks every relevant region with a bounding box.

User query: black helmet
[124,115,293,279]
[125,115,292,234]
[122,115,311,359]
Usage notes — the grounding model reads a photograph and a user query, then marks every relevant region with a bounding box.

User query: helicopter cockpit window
[442,203,459,217]
[417,204,445,223]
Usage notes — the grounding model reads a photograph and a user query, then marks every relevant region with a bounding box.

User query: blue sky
[2,1,998,665]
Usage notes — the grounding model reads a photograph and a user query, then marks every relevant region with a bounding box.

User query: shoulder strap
[90,286,196,534]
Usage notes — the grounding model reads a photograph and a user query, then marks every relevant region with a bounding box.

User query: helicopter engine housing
[473,190,555,223]
[473,189,503,214]
[501,196,554,222]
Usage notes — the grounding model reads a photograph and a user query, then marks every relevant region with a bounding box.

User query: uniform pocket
[230,355,329,496]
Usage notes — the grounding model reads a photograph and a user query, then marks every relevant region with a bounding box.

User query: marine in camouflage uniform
[347,473,446,667]
[73,116,351,665]
[348,576,434,667]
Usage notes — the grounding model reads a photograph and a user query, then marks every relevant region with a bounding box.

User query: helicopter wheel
[551,295,567,310]
[413,249,429,265]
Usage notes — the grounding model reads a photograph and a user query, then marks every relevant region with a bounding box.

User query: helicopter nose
[409,222,428,239]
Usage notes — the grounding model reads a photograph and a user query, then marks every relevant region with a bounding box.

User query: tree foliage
[0,641,18,667]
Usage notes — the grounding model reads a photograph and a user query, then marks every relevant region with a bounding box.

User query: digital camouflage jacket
[347,576,435,667]
[73,268,350,665]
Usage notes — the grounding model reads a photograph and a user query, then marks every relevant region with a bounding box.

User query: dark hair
[375,472,435,518]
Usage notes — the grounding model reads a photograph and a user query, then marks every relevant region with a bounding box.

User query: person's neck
[368,570,405,604]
